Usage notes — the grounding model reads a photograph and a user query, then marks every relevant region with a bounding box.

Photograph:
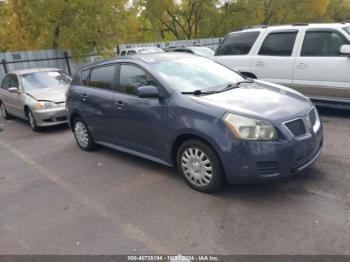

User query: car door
[9,74,26,118]
[250,30,299,86]
[114,63,169,159]
[79,65,118,143]
[1,74,23,116]
[0,75,12,113]
[292,29,350,101]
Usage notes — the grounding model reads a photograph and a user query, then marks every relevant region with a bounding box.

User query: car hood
[190,80,312,123]
[25,85,68,103]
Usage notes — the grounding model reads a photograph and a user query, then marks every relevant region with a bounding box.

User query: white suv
[214,23,350,109]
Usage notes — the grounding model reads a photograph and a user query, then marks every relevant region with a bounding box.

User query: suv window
[81,69,90,86]
[1,74,18,90]
[89,65,115,90]
[119,64,158,96]
[301,31,349,57]
[259,32,297,56]
[215,31,260,56]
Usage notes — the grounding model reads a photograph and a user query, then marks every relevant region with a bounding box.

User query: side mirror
[136,86,160,98]
[340,45,350,56]
[8,87,19,93]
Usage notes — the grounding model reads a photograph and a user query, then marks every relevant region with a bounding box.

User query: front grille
[308,108,316,127]
[284,118,306,137]
[257,162,278,175]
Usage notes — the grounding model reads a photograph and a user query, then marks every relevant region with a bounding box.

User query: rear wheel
[0,102,11,120]
[177,139,225,193]
[73,117,96,151]
[27,110,41,132]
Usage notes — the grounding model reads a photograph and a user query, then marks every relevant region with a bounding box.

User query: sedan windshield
[21,71,71,91]
[150,57,244,93]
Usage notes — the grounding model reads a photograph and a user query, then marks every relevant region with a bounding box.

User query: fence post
[64,52,71,76]
[1,59,8,74]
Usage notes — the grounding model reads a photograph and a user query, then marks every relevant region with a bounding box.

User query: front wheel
[27,110,41,132]
[73,118,96,151]
[177,139,225,193]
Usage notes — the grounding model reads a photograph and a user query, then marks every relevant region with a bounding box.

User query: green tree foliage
[1,0,350,55]
[0,0,134,57]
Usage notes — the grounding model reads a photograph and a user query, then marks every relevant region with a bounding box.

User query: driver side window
[1,74,18,90]
[118,64,158,96]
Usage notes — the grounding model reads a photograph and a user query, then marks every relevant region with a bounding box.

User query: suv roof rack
[292,23,309,26]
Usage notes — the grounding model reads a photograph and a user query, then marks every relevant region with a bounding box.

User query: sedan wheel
[73,118,95,151]
[0,103,11,120]
[177,140,225,193]
[27,110,41,131]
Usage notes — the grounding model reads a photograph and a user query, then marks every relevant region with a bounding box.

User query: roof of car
[11,68,62,75]
[229,23,350,34]
[79,53,196,70]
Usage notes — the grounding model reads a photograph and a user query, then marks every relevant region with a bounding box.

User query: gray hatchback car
[0,68,71,131]
[67,53,323,193]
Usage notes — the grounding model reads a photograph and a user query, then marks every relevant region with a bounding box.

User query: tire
[27,109,41,132]
[0,102,12,120]
[177,139,225,193]
[73,117,96,151]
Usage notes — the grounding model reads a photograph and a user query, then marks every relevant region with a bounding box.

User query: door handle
[256,61,265,67]
[82,93,88,102]
[296,63,308,69]
[116,101,124,110]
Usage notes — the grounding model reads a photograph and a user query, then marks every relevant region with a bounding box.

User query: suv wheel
[27,110,41,132]
[177,139,225,193]
[73,118,96,151]
[0,102,11,120]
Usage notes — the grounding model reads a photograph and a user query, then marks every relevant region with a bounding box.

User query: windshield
[21,71,71,91]
[150,57,244,93]
[139,48,164,54]
[344,26,350,36]
[190,47,215,57]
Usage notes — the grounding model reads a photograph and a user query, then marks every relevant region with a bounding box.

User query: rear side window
[89,65,115,90]
[1,76,11,90]
[120,51,126,56]
[259,32,297,56]
[81,69,90,86]
[215,32,260,56]
[301,31,349,57]
[119,64,158,95]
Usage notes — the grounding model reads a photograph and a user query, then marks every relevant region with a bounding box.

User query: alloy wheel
[0,104,7,118]
[181,147,213,187]
[28,112,35,128]
[74,121,89,148]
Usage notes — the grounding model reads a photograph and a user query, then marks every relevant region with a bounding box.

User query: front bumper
[222,122,323,184]
[32,106,68,127]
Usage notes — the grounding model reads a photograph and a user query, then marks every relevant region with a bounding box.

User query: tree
[0,0,136,58]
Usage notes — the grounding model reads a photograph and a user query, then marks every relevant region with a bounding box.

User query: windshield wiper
[181,90,219,96]
[219,80,254,93]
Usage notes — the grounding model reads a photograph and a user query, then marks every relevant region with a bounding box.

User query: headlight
[223,113,278,141]
[33,101,58,110]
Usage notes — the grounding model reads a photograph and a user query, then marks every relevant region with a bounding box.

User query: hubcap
[75,121,89,148]
[1,104,6,118]
[28,112,35,128]
[181,147,213,187]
